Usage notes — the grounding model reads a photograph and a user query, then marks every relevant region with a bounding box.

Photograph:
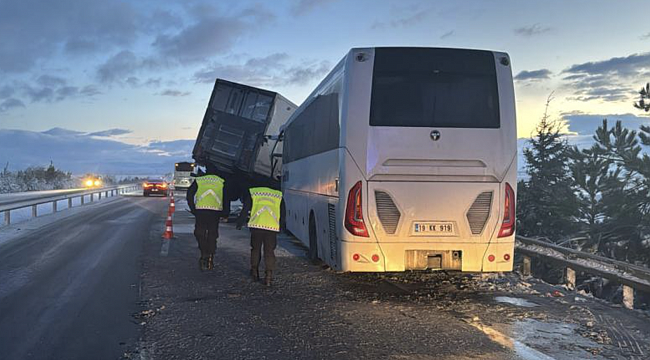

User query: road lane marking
[160,239,171,256]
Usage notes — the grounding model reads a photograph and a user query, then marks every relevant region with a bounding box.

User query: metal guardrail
[0,184,140,226]
[516,235,650,309]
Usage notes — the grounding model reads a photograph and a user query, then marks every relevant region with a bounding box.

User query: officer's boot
[199,256,205,271]
[264,270,272,287]
[250,267,259,281]
[207,254,214,270]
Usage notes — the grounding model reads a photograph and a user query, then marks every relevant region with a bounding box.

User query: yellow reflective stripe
[249,206,279,225]
[195,189,222,206]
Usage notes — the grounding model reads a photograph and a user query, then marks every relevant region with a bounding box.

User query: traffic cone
[169,196,176,214]
[163,213,174,239]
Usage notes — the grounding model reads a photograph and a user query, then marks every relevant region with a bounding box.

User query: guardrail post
[32,205,37,218]
[4,211,9,226]
[52,201,57,213]
[623,285,634,309]
[522,255,532,276]
[68,198,73,209]
[565,267,576,290]
[90,193,94,202]
[81,195,85,205]
[98,192,102,200]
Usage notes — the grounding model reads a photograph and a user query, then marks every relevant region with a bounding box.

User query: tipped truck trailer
[192,79,297,185]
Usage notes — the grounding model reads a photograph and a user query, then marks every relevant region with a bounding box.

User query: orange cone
[163,213,174,239]
[169,196,176,214]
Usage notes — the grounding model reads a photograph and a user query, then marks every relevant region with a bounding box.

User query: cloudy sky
[1,0,650,173]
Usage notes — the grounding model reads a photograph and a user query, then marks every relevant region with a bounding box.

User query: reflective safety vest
[248,187,282,232]
[194,175,224,211]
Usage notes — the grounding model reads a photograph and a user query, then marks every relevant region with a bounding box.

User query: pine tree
[568,138,610,251]
[517,97,579,240]
[586,120,649,263]
[633,83,650,112]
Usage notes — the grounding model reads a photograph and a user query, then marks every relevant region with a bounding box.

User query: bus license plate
[412,222,454,236]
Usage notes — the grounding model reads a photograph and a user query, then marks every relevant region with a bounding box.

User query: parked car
[143,179,168,197]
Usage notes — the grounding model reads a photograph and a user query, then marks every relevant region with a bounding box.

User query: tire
[308,213,319,261]
[143,192,149,197]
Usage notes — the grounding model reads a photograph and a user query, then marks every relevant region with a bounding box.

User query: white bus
[173,162,195,190]
[281,47,517,273]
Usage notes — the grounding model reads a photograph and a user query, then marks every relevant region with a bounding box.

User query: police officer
[236,185,283,286]
[187,164,225,271]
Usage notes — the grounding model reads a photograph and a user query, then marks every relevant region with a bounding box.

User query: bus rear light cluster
[344,181,369,237]
[352,253,361,261]
[487,254,496,262]
[371,254,380,262]
[497,183,516,238]
[503,253,511,261]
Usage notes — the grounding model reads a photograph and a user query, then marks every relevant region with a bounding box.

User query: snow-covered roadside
[0,190,140,248]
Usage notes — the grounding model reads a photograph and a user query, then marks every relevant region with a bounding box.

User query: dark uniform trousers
[194,210,220,257]
[250,228,277,271]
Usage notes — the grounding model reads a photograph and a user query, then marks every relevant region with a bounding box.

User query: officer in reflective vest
[236,186,283,286]
[187,164,225,271]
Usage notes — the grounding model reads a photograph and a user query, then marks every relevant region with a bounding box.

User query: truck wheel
[308,213,318,261]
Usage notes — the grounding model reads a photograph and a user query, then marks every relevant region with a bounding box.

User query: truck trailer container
[192,79,297,184]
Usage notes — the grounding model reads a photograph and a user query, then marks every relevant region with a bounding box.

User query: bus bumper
[339,240,514,273]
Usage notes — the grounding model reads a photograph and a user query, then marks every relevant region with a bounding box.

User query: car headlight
[85,180,94,187]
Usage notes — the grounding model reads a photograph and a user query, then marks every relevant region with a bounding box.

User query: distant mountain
[0,128,194,175]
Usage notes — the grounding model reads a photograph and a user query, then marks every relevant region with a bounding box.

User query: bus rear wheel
[308,214,318,261]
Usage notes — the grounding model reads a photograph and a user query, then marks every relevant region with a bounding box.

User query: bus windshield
[369,48,500,129]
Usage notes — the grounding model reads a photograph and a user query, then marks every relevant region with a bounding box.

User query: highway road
[1,193,649,359]
[0,194,167,360]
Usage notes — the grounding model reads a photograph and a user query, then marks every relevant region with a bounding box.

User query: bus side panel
[285,188,309,247]
[282,149,340,262]
[309,191,340,269]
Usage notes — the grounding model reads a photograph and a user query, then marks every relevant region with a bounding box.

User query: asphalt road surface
[138,199,650,360]
[0,194,167,360]
[2,194,650,360]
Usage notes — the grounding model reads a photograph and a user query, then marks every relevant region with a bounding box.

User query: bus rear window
[370,48,500,128]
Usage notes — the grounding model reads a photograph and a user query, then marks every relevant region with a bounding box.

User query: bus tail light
[497,183,515,238]
[344,181,369,237]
